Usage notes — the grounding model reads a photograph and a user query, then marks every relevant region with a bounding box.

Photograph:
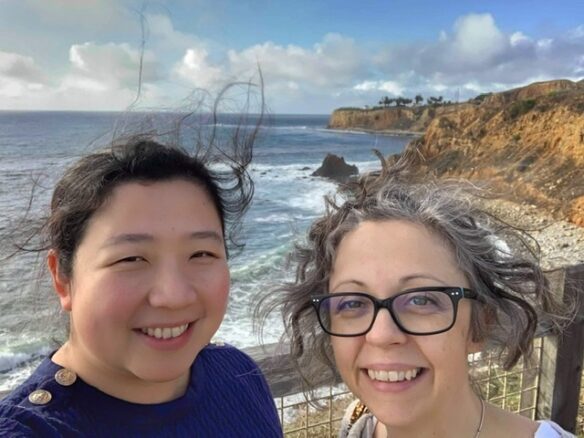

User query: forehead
[85,179,222,237]
[331,220,465,286]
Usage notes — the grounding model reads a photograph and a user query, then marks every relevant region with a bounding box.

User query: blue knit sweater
[0,344,282,437]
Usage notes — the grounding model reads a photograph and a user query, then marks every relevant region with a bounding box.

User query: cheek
[331,338,361,374]
[71,274,140,325]
[199,265,230,311]
[419,329,471,379]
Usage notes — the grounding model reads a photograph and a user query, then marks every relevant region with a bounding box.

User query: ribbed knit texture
[0,344,282,437]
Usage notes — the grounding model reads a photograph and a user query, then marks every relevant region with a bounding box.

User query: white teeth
[171,326,182,337]
[367,367,421,383]
[140,324,189,340]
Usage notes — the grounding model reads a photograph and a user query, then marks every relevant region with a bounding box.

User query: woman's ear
[47,250,72,311]
[466,304,491,355]
[466,337,484,355]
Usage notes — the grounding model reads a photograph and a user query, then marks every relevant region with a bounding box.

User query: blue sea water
[0,111,410,391]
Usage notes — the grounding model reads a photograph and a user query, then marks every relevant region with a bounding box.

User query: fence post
[537,264,584,433]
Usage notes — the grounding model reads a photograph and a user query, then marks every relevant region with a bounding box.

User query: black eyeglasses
[311,286,477,337]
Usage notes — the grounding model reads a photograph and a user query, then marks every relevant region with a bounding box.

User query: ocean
[0,111,409,391]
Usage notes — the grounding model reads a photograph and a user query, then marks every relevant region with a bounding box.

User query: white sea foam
[0,344,52,373]
[319,128,368,135]
[253,213,313,224]
[0,360,43,392]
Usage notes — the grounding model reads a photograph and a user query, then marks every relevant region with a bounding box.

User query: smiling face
[48,179,229,402]
[329,220,480,428]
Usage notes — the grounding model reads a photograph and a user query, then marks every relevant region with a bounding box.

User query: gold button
[28,389,52,405]
[55,368,77,386]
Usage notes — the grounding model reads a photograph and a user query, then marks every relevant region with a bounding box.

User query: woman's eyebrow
[187,231,224,243]
[330,274,448,292]
[101,230,223,248]
[398,273,448,285]
[101,233,153,248]
[330,279,367,291]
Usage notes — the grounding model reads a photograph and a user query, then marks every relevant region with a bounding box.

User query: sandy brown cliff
[329,105,451,133]
[330,79,584,226]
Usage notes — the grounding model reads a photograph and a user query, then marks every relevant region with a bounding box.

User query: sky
[0,0,583,113]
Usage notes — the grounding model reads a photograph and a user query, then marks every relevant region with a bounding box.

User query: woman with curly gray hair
[259,154,574,437]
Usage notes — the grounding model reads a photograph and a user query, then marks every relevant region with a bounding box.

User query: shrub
[506,99,537,120]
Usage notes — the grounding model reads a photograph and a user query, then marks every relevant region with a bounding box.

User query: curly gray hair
[257,153,565,391]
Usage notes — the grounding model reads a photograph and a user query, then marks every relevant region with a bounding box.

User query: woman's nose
[148,263,198,309]
[364,307,408,346]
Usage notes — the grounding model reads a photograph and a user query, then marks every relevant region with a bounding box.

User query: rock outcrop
[409,80,584,226]
[312,154,358,183]
[329,79,584,226]
[328,106,447,133]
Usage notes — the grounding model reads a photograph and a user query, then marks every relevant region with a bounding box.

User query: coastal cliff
[328,105,451,133]
[330,79,584,226]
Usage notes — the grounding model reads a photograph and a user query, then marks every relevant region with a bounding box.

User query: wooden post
[537,264,584,433]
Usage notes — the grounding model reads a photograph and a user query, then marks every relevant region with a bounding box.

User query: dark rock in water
[300,166,311,171]
[312,153,359,183]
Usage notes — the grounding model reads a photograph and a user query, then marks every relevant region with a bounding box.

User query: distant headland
[329,79,584,227]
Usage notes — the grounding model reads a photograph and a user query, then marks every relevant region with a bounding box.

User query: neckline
[37,349,207,424]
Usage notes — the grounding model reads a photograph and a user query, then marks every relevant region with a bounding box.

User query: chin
[365,400,421,428]
[134,366,190,384]
[129,356,193,383]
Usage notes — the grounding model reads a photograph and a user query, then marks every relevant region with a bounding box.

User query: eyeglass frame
[310,286,478,337]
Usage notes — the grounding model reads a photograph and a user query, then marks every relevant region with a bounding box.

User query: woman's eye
[190,251,216,259]
[411,296,430,305]
[336,299,369,313]
[115,256,145,264]
[340,300,363,310]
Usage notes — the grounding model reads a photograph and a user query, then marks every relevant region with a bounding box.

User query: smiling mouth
[366,367,423,383]
[139,323,190,340]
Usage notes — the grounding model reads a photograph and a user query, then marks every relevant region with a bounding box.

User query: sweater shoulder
[200,342,260,373]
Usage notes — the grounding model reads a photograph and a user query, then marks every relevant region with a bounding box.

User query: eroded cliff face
[409,80,584,226]
[328,106,453,132]
[330,79,584,226]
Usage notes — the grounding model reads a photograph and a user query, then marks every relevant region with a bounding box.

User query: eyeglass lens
[319,290,456,335]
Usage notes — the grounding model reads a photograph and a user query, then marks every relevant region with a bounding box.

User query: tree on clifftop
[415,94,424,106]
[379,96,391,108]
[427,96,444,106]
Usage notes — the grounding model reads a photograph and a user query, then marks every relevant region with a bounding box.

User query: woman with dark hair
[259,155,574,437]
[0,131,282,436]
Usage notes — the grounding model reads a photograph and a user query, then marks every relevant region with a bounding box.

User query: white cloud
[0,51,46,83]
[371,15,584,101]
[227,33,363,89]
[0,42,166,110]
[536,38,553,50]
[21,0,128,31]
[510,32,531,47]
[170,32,366,111]
[354,80,403,95]
[173,47,226,88]
[0,10,583,112]
[450,14,507,64]
[67,42,161,89]
[568,25,584,39]
[146,13,205,52]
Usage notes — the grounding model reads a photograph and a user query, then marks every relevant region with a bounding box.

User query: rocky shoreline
[327,127,424,137]
[478,198,584,270]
